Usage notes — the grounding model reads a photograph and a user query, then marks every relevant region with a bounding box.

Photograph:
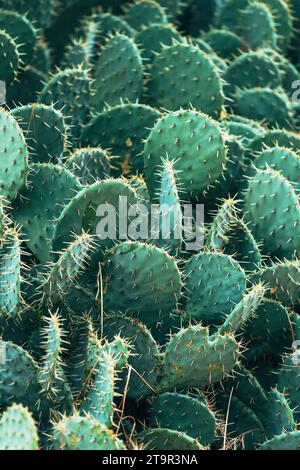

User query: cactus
[140,428,204,450]
[39,67,92,140]
[245,168,300,260]
[103,241,182,326]
[11,104,67,164]
[52,415,126,450]
[136,24,182,63]
[123,0,168,31]
[144,109,227,200]
[104,315,161,400]
[183,251,247,325]
[260,431,300,451]
[0,109,28,200]
[157,323,241,390]
[0,228,22,319]
[224,51,281,98]
[246,146,300,194]
[81,103,161,175]
[52,179,138,254]
[149,392,217,445]
[147,41,224,118]
[234,87,292,129]
[237,2,277,49]
[0,30,22,84]
[42,232,95,305]
[243,300,294,364]
[89,34,143,111]
[64,148,111,184]
[0,0,299,451]
[254,261,300,308]
[203,29,245,59]
[0,404,39,450]
[12,163,82,263]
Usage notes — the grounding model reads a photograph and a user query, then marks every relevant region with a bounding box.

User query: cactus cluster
[0,0,300,451]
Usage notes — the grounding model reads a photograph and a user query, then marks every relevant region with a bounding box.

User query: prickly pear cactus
[0,0,299,452]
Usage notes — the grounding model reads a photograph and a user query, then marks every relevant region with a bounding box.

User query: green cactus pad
[65,148,111,184]
[0,196,4,239]
[39,67,92,140]
[11,104,66,164]
[144,109,227,200]
[159,0,181,19]
[224,51,281,98]
[203,29,245,59]
[147,42,224,118]
[262,48,299,94]
[33,39,51,75]
[81,103,161,175]
[136,24,182,63]
[0,228,21,319]
[149,392,217,445]
[218,284,265,336]
[103,241,182,326]
[262,0,293,52]
[53,179,138,254]
[39,314,64,397]
[0,109,28,201]
[0,30,21,84]
[246,146,300,193]
[0,0,57,29]
[245,129,300,167]
[254,261,300,306]
[260,431,300,450]
[244,168,300,259]
[6,66,44,107]
[90,35,143,111]
[237,2,277,50]
[140,428,204,450]
[52,415,125,450]
[42,232,94,305]
[13,163,82,264]
[61,38,92,70]
[264,389,295,438]
[124,0,168,31]
[243,300,293,363]
[222,118,264,144]
[219,365,269,416]
[183,252,247,325]
[135,24,182,66]
[0,10,37,62]
[0,341,41,416]
[218,395,266,450]
[80,350,115,426]
[103,315,161,399]
[157,324,241,390]
[81,12,135,49]
[206,198,239,251]
[0,404,39,450]
[217,0,249,30]
[156,159,182,252]
[234,88,292,129]
[104,336,130,370]
[222,219,262,272]
[278,352,300,415]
